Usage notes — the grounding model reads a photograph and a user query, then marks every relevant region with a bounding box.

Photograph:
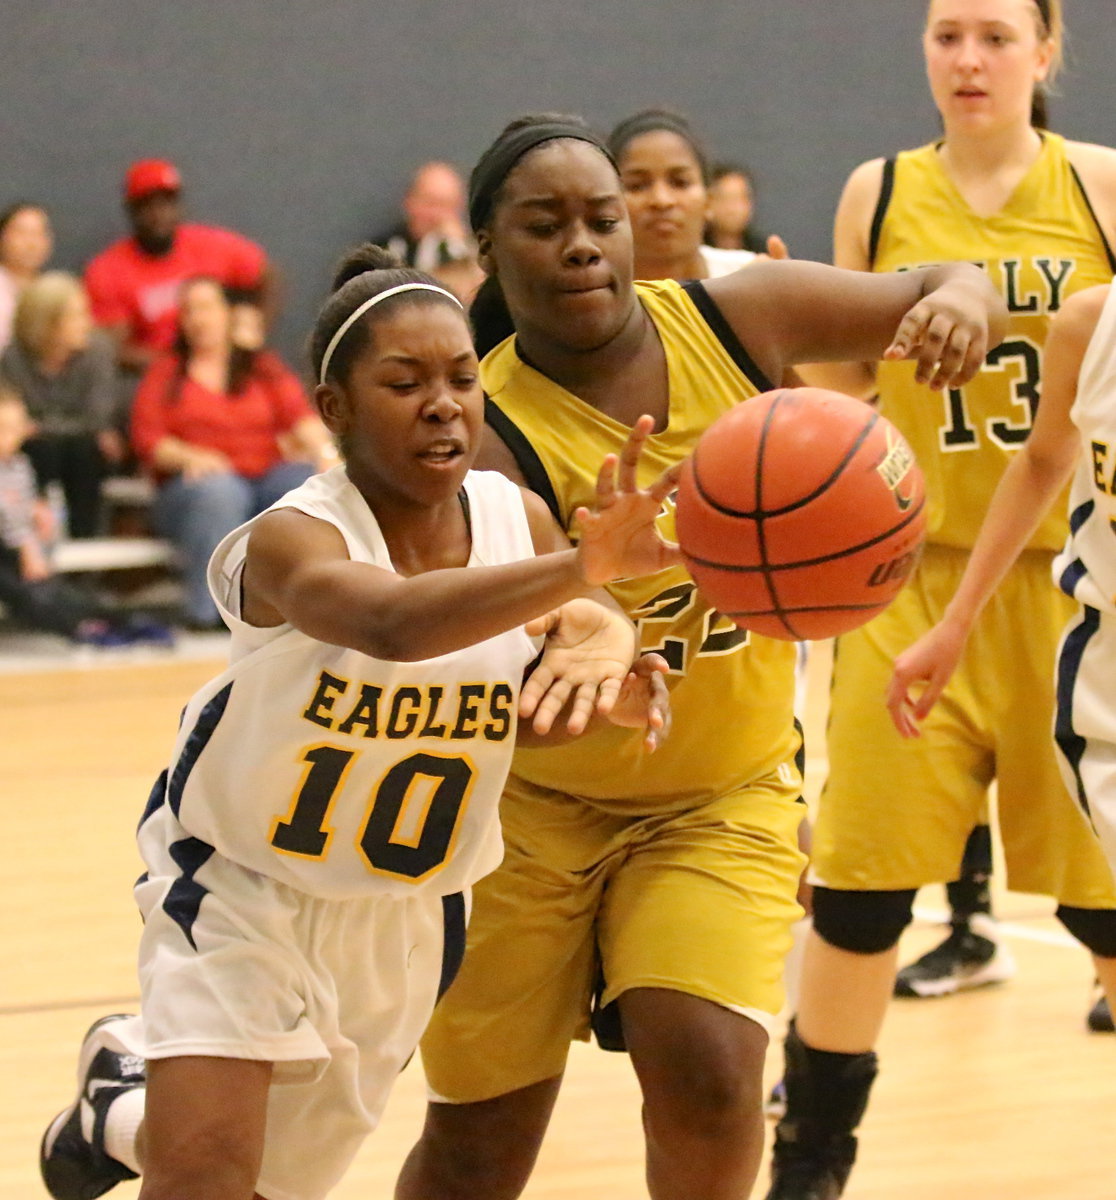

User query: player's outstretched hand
[883,267,1000,391]
[575,415,682,587]
[602,652,672,752]
[885,618,968,738]
[520,600,670,746]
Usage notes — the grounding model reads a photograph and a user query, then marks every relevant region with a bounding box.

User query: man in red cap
[85,159,274,373]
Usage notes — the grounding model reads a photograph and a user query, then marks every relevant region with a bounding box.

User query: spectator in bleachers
[130,276,333,630]
[0,386,168,646]
[375,161,476,276]
[0,272,125,538]
[85,160,275,375]
[0,203,53,352]
[704,162,770,255]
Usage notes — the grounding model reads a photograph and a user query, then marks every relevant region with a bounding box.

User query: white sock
[103,1086,145,1174]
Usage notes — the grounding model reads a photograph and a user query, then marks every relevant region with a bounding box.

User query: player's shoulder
[1063,138,1116,170]
[844,156,889,194]
[1063,140,1116,200]
[834,157,892,268]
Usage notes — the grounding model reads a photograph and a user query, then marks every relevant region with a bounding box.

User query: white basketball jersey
[145,466,540,900]
[1054,285,1116,617]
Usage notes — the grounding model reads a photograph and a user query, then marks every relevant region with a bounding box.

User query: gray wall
[5,1,1116,364]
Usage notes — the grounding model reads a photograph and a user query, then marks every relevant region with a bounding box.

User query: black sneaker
[894,915,1016,998]
[766,1129,856,1200]
[40,1014,144,1200]
[1087,986,1115,1033]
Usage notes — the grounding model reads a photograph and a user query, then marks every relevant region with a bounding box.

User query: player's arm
[793,158,886,399]
[241,417,679,663]
[886,284,1107,737]
[514,490,670,749]
[704,207,1006,397]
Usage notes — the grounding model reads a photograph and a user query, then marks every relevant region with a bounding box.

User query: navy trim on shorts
[1054,605,1102,821]
[1059,556,1089,598]
[681,280,775,393]
[167,682,233,818]
[868,158,896,268]
[1069,498,1095,534]
[138,767,169,829]
[437,891,467,1000]
[162,836,216,950]
[484,396,563,524]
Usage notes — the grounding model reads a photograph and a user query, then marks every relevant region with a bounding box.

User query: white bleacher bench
[52,537,175,573]
[52,474,175,574]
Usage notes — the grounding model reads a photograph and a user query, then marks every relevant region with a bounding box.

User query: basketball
[675,387,926,641]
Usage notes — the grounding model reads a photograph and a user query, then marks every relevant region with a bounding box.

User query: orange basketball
[675,387,926,641]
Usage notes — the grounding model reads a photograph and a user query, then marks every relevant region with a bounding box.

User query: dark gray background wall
[4,1,1115,363]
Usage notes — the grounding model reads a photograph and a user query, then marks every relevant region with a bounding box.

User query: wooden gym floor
[2,643,1113,1199]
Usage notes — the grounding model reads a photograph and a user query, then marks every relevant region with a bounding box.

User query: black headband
[468,122,615,232]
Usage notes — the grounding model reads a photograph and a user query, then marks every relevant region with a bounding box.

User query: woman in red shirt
[132,276,333,629]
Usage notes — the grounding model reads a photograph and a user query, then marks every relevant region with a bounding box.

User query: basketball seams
[682,496,926,574]
[719,600,892,620]
[693,407,882,521]
[753,392,801,638]
[677,386,927,642]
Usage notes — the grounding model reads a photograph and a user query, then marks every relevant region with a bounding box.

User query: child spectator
[0,386,168,646]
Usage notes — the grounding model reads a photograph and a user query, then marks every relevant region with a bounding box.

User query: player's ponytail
[1030,0,1063,129]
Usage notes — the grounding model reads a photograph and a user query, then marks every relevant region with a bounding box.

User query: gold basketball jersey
[871,132,1116,549]
[483,279,799,812]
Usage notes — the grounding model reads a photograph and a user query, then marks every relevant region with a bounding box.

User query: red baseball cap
[123,159,182,202]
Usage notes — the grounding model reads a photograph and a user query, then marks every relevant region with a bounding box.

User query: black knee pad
[1056,905,1116,959]
[812,887,917,955]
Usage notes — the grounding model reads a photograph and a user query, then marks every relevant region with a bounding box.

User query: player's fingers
[566,679,613,734]
[911,314,955,385]
[524,611,559,638]
[529,677,573,734]
[593,455,619,506]
[765,233,790,261]
[591,676,623,720]
[883,304,932,361]
[649,461,684,503]
[927,325,975,391]
[519,666,556,718]
[912,671,947,721]
[616,416,654,494]
[954,328,991,388]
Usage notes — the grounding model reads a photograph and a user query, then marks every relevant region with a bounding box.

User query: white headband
[318,282,464,385]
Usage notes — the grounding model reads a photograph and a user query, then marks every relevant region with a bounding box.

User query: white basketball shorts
[109,803,467,1200]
